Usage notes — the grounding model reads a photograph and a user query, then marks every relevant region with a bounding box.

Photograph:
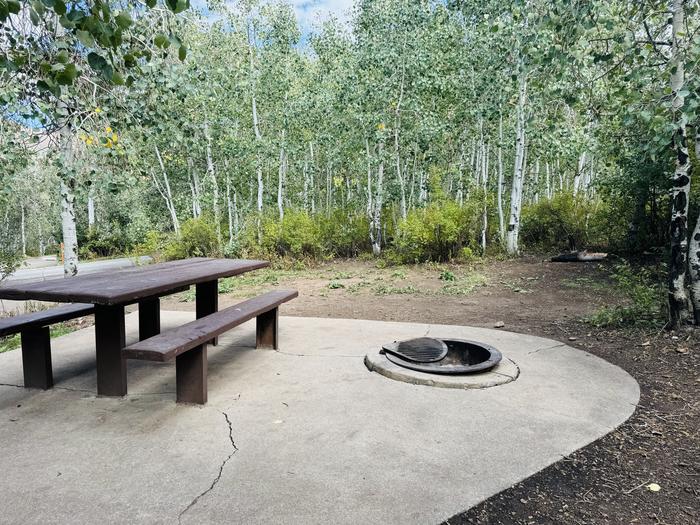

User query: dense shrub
[78,226,130,258]
[252,210,322,258]
[520,194,614,251]
[393,199,482,262]
[318,210,370,257]
[240,209,369,259]
[0,228,20,282]
[163,217,220,260]
[587,261,666,327]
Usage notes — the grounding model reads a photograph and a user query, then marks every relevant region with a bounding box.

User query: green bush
[393,199,481,263]
[255,210,321,258]
[163,217,220,260]
[78,226,130,259]
[132,230,170,259]
[520,194,614,251]
[240,209,370,260]
[318,210,370,257]
[0,228,20,282]
[587,261,665,327]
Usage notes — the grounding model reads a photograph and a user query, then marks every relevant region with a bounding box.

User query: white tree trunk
[573,152,586,197]
[20,204,26,257]
[204,120,222,249]
[497,117,505,242]
[59,128,79,276]
[226,174,234,246]
[686,127,700,323]
[247,20,264,220]
[506,74,527,255]
[365,138,372,217]
[309,142,316,214]
[370,141,384,256]
[303,156,310,212]
[481,142,489,252]
[277,132,286,220]
[153,144,181,236]
[668,0,692,327]
[87,190,95,230]
[457,143,465,206]
[188,157,202,218]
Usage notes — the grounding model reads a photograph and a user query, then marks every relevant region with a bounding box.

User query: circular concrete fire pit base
[364,351,519,389]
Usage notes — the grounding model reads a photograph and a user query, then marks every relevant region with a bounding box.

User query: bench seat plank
[124,290,298,362]
[0,303,95,337]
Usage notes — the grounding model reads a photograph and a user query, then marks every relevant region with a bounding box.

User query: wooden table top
[0,258,269,305]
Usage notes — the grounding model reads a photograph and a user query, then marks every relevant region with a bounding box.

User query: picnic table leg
[138,298,160,341]
[176,344,207,404]
[21,327,53,390]
[256,308,279,349]
[196,280,218,345]
[94,304,127,397]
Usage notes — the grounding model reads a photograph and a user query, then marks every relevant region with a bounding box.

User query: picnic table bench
[0,303,95,389]
[0,258,287,399]
[124,289,298,404]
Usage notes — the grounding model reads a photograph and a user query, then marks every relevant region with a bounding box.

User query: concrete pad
[0,313,639,524]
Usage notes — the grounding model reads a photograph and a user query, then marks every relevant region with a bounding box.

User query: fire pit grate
[383,337,448,363]
[381,337,501,375]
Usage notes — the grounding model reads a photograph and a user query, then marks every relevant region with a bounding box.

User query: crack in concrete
[178,411,238,524]
[528,342,567,355]
[490,360,521,381]
[0,382,24,389]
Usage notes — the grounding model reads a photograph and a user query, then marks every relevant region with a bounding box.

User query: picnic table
[0,257,268,396]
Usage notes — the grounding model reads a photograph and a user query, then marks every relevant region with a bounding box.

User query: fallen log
[551,251,608,262]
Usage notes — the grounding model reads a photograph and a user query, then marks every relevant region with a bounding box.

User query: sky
[192,0,354,35]
[288,0,354,28]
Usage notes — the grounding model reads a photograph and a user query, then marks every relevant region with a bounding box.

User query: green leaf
[56,63,79,85]
[178,45,187,61]
[53,0,66,15]
[115,12,132,29]
[87,52,107,72]
[101,63,114,82]
[7,0,20,15]
[165,0,188,14]
[56,50,70,63]
[154,34,170,49]
[36,79,53,93]
[58,15,74,29]
[76,30,95,48]
[146,0,157,7]
[112,71,125,85]
[67,9,84,22]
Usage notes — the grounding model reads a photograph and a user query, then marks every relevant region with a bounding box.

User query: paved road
[6,256,152,284]
[0,256,152,313]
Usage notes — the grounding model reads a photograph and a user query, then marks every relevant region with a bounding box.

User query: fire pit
[365,336,518,389]
[382,337,502,374]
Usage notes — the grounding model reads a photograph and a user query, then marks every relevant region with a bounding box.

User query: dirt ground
[163,256,696,523]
